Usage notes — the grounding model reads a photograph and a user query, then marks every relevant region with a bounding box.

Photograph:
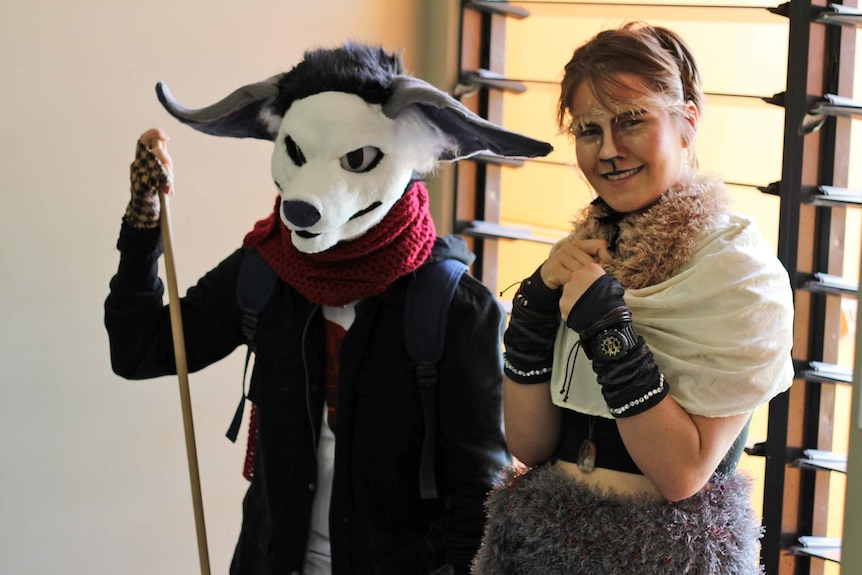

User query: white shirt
[303,302,357,575]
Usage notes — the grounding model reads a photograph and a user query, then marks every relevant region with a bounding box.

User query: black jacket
[105,223,510,575]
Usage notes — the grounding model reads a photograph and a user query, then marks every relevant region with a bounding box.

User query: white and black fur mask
[156,42,552,253]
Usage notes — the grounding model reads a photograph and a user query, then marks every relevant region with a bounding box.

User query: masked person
[105,43,554,575]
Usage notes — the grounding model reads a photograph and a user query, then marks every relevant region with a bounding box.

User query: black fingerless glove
[503,266,562,384]
[566,274,668,417]
[565,273,626,333]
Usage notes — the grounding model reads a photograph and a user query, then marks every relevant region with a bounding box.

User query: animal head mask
[156,42,552,253]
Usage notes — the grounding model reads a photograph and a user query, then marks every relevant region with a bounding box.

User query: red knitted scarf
[243,181,436,306]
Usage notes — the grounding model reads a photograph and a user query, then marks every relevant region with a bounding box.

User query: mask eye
[339,146,383,173]
[284,135,306,167]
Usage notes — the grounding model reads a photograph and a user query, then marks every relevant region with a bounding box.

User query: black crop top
[555,408,750,476]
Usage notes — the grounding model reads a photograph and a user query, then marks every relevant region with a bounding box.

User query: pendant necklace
[577,416,597,473]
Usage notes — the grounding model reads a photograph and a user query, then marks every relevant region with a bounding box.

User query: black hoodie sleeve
[104,220,246,379]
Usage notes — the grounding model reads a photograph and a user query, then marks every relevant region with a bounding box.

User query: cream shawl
[550,173,795,418]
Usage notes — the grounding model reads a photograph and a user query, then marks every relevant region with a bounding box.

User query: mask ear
[382,76,552,161]
[155,76,282,140]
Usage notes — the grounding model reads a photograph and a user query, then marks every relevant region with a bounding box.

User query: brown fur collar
[568,173,729,289]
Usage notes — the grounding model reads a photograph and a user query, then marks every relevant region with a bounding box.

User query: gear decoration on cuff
[583,323,638,361]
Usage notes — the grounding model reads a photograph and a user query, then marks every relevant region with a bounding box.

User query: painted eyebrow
[573,108,648,130]
[611,109,648,124]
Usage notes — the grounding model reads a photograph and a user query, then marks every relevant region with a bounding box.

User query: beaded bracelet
[608,374,667,417]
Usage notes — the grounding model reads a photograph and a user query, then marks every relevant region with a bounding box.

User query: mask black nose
[281,200,321,228]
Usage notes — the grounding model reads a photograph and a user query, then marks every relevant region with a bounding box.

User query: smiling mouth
[603,166,642,181]
[349,201,382,221]
[293,201,384,240]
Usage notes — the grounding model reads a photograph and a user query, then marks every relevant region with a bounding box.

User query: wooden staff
[152,138,212,575]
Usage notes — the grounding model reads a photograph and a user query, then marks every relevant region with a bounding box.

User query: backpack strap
[404,257,468,500]
[226,248,278,444]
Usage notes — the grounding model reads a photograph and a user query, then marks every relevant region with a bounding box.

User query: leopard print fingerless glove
[125,141,170,229]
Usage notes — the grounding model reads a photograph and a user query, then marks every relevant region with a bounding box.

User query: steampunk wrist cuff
[514,266,562,313]
[592,337,669,418]
[566,274,626,334]
[503,277,561,384]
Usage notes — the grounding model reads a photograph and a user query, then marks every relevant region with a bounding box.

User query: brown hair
[557,22,703,142]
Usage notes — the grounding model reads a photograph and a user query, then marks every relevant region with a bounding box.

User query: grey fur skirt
[472,464,764,575]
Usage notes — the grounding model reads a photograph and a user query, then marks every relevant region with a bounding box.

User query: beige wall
[0,2,459,573]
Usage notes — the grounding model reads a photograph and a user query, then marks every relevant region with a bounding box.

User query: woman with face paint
[473,23,794,574]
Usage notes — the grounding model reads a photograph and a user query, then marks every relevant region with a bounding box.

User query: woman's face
[571,74,697,213]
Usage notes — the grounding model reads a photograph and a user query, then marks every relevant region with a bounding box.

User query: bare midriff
[555,459,665,503]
